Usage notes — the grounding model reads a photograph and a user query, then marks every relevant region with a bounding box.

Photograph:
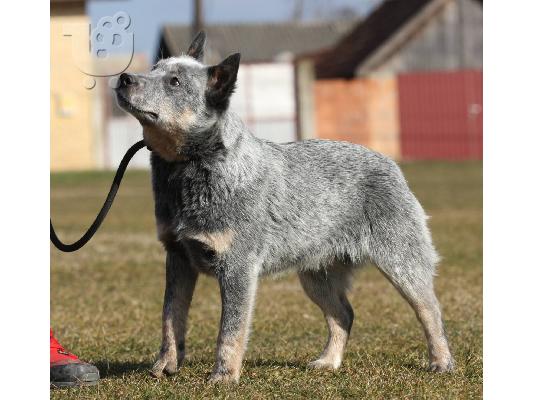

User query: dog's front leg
[151,249,198,378]
[209,263,259,384]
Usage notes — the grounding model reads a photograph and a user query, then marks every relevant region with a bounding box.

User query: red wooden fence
[397,70,482,160]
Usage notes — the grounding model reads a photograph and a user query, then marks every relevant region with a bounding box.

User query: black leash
[50,140,147,252]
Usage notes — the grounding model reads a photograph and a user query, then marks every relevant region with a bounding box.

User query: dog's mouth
[116,92,159,122]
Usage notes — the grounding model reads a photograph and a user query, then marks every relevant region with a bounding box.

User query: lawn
[51,161,482,399]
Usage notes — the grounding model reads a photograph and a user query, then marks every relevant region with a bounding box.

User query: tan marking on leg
[191,230,235,254]
[219,333,247,378]
[311,316,348,370]
[152,254,197,378]
[151,302,178,377]
[211,298,254,384]
[414,303,453,370]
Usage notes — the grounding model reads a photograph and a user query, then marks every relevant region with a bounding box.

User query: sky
[88,0,381,60]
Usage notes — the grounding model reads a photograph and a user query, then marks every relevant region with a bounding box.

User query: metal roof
[158,20,357,64]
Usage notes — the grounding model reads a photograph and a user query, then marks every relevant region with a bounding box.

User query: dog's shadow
[94,358,308,378]
[245,358,308,370]
[95,358,429,379]
[94,360,153,378]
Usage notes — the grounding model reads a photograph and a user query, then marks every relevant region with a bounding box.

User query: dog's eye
[170,77,180,87]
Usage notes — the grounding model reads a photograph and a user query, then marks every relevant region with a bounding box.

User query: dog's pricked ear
[206,53,241,112]
[187,31,206,60]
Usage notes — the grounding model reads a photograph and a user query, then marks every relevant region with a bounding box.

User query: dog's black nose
[119,73,137,87]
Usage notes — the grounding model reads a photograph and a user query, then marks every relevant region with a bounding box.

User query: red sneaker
[50,329,99,388]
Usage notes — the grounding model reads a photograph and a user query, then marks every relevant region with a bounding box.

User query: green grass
[51,161,482,399]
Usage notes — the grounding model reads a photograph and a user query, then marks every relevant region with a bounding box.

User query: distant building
[158,21,357,143]
[314,0,482,78]
[297,0,483,160]
[51,0,101,171]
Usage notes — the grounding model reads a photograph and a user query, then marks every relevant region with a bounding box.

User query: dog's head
[115,32,240,161]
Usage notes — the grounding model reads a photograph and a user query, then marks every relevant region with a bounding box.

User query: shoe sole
[50,372,100,388]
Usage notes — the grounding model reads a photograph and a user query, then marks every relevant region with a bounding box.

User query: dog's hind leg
[371,236,454,372]
[151,248,198,378]
[298,263,354,370]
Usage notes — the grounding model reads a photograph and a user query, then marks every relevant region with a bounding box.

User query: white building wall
[231,62,297,143]
[107,117,151,168]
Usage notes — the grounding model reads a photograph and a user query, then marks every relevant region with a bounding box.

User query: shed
[314,0,482,78]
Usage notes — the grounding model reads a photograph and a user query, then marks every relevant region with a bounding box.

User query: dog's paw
[150,357,178,378]
[428,358,455,373]
[208,371,239,384]
[307,358,341,371]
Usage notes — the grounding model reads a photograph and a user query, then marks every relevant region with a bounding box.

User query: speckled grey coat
[115,32,453,384]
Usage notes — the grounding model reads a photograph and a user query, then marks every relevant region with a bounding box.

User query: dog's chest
[151,155,235,247]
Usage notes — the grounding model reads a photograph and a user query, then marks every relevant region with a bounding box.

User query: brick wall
[314,77,400,159]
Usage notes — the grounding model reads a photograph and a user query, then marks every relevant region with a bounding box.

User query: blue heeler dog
[115,32,454,383]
